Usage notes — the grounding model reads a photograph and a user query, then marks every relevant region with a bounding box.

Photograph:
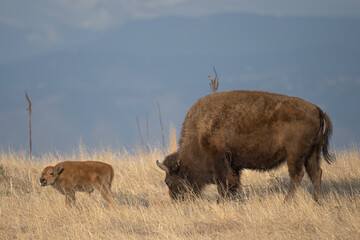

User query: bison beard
[157,90,333,202]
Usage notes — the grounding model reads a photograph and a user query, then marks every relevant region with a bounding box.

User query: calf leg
[101,186,115,206]
[305,145,322,202]
[65,189,75,207]
[93,182,115,207]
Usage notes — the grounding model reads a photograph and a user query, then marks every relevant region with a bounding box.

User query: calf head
[40,165,63,187]
[157,152,189,200]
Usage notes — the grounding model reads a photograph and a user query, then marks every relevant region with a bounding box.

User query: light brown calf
[40,161,115,207]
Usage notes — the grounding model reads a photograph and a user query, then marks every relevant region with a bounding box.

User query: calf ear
[56,165,64,175]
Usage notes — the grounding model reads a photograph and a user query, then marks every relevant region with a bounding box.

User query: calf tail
[318,108,334,164]
[109,166,114,188]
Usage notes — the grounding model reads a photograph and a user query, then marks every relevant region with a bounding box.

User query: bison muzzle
[40,161,115,207]
[157,90,333,202]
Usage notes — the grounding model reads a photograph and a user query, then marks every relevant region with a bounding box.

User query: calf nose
[40,178,47,186]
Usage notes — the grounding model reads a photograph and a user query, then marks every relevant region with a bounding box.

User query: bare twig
[208,67,219,93]
[137,117,144,151]
[25,91,32,161]
[157,102,165,153]
[146,114,149,153]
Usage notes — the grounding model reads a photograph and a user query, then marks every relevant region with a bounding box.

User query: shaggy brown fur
[157,90,333,202]
[40,161,115,207]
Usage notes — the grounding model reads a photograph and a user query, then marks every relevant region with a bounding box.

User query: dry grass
[1,145,360,240]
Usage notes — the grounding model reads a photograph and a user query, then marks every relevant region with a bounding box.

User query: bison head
[156,152,189,200]
[40,165,63,187]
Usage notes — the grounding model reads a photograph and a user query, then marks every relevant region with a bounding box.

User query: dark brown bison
[157,90,333,202]
[40,161,115,207]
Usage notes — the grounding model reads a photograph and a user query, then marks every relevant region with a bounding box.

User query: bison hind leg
[305,144,322,202]
[284,154,305,202]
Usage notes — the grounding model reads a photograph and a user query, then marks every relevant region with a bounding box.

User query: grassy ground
[0,145,359,239]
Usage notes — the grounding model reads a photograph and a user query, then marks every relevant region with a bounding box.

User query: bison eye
[50,172,54,176]
[165,179,171,186]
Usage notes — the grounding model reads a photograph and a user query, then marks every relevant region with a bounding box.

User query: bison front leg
[284,156,305,202]
[64,189,76,207]
[214,153,241,199]
[216,177,240,200]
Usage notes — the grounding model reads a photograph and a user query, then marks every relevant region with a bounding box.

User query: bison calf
[40,161,115,207]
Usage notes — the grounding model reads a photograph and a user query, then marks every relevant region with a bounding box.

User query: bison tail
[319,108,334,164]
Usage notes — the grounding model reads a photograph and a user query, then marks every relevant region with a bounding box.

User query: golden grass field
[1,142,360,240]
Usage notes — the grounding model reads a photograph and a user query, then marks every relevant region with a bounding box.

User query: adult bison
[157,90,333,202]
[40,161,115,207]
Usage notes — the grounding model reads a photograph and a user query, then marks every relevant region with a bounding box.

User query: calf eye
[50,173,54,176]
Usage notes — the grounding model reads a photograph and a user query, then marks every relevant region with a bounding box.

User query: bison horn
[156,160,169,174]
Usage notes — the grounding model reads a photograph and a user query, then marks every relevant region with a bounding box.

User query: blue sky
[1,1,360,154]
